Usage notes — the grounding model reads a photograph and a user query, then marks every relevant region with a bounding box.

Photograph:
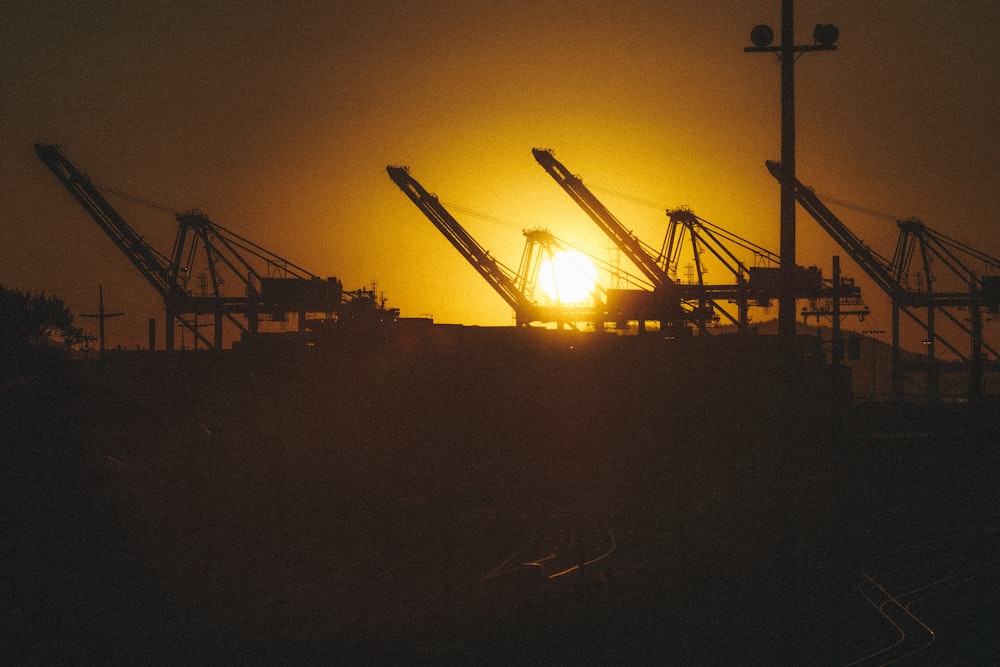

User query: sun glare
[538,249,598,304]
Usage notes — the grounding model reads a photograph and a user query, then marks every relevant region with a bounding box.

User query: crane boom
[386,165,537,324]
[35,144,180,299]
[767,160,1000,399]
[37,143,394,349]
[765,160,900,295]
[532,148,672,288]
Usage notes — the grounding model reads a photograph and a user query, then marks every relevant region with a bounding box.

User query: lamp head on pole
[813,24,839,47]
[750,24,775,48]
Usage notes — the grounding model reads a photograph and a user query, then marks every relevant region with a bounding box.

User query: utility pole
[80,285,124,353]
[745,1,839,339]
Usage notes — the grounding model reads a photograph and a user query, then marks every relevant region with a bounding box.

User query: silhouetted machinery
[36,144,397,349]
[533,148,866,333]
[531,148,690,333]
[766,160,1000,400]
[387,165,541,325]
[387,165,610,329]
[389,153,872,337]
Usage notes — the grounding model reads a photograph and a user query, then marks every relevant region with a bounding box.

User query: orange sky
[3,1,998,350]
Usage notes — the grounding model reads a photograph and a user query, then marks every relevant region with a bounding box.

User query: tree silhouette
[1,285,85,379]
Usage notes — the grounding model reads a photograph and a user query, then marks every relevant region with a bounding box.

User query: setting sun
[537,249,598,305]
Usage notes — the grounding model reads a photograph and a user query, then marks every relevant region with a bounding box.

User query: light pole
[745,1,839,339]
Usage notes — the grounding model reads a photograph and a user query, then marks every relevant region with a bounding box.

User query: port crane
[520,227,614,327]
[36,144,391,349]
[532,148,691,332]
[387,165,609,328]
[662,207,765,328]
[659,208,868,328]
[534,148,864,333]
[388,164,540,325]
[766,160,1000,400]
[532,148,673,289]
[663,208,868,326]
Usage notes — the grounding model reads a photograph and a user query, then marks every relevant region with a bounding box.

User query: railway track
[842,525,1000,666]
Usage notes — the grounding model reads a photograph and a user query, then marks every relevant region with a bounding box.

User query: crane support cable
[438,201,525,233]
[387,165,529,316]
[588,183,665,211]
[584,176,778,264]
[532,148,671,287]
[765,160,899,294]
[208,219,317,279]
[809,193,1000,275]
[689,214,779,264]
[809,186,1000,274]
[921,225,1000,271]
[35,144,176,297]
[92,182,182,215]
[93,181,319,279]
[544,231,655,292]
[813,192,900,222]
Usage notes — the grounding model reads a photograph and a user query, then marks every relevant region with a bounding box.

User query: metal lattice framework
[534,149,865,332]
[37,144,392,349]
[387,165,609,329]
[767,160,1000,400]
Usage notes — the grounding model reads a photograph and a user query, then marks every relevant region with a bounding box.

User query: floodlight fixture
[813,24,839,47]
[750,24,775,48]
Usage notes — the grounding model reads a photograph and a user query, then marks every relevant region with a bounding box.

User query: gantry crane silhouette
[37,144,395,349]
[387,165,614,329]
[533,148,866,334]
[767,160,1000,400]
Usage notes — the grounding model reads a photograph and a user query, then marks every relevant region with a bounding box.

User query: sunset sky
[3,1,998,349]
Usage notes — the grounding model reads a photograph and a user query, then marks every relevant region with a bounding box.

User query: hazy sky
[3,1,998,348]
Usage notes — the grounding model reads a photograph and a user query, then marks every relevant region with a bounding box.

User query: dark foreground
[5,329,1000,664]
